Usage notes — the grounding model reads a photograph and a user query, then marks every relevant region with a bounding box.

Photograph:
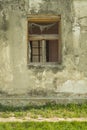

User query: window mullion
[42,40,46,63]
[38,41,40,62]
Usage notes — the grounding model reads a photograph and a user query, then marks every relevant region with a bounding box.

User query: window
[27,16,61,65]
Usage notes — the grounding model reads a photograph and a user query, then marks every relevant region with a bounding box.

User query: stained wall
[0,0,87,105]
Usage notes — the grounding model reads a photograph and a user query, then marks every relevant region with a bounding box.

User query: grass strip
[0,103,87,118]
[0,121,87,130]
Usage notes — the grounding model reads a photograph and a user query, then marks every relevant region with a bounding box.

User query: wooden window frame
[27,15,62,65]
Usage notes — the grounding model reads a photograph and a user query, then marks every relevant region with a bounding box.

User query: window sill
[27,62,64,69]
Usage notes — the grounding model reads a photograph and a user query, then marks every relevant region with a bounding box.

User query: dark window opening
[46,40,58,62]
[30,41,42,62]
[27,16,61,64]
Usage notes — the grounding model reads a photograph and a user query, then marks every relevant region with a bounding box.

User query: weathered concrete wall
[0,0,87,105]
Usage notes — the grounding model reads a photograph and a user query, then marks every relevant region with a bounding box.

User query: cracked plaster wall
[0,0,87,105]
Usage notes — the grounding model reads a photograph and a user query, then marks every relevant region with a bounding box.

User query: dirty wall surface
[0,0,87,105]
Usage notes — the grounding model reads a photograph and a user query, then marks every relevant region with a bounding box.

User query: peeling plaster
[0,0,87,105]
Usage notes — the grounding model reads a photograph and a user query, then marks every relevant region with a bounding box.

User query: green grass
[0,103,87,118]
[0,122,87,130]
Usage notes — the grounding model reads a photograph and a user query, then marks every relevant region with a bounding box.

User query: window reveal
[27,16,61,64]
